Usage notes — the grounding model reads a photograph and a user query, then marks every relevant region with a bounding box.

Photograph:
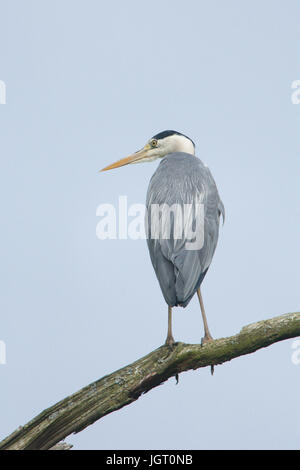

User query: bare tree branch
[1,311,299,450]
[49,441,73,450]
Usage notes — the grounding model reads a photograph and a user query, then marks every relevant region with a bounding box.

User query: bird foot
[165,335,175,349]
[201,334,213,346]
[200,335,215,375]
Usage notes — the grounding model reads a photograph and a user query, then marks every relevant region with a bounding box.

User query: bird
[100,130,224,348]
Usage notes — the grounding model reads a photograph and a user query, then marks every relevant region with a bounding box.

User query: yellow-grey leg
[165,306,175,347]
[197,288,214,374]
[197,288,213,343]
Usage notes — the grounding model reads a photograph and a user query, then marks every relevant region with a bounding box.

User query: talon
[165,336,175,349]
[201,334,213,346]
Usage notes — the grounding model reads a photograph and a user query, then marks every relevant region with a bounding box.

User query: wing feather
[146,153,223,307]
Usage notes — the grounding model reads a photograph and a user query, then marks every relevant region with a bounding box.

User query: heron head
[100,130,195,172]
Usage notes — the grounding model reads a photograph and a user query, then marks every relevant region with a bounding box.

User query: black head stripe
[151,130,195,148]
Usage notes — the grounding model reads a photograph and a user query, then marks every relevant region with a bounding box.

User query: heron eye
[151,139,158,148]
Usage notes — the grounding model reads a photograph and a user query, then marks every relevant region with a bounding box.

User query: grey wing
[146,154,224,307]
[146,239,178,306]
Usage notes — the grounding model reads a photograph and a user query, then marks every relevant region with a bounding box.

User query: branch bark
[1,311,299,450]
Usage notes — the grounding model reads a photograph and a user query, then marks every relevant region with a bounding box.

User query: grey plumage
[146,152,224,308]
[100,129,224,346]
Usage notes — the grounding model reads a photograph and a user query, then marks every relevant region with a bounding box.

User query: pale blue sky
[0,0,299,449]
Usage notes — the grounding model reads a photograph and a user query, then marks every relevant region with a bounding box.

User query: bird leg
[197,288,213,344]
[165,306,175,347]
[197,288,214,374]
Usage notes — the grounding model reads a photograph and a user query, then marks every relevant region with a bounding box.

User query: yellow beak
[100,145,151,172]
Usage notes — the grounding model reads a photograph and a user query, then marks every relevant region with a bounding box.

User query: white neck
[161,134,195,156]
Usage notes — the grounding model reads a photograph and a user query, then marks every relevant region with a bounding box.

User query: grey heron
[101,130,224,348]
